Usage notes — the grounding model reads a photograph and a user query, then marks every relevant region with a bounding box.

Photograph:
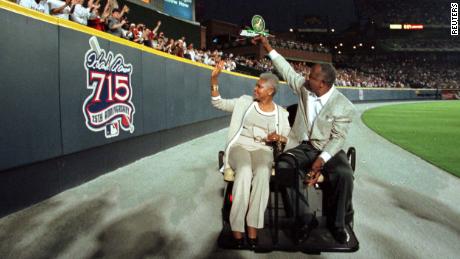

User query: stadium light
[319,43,323,46]
[371,46,375,50]
[331,28,335,32]
[359,43,363,47]
[353,46,356,49]
[390,24,403,29]
[289,28,294,32]
[338,51,342,54]
[334,46,337,49]
[339,43,343,47]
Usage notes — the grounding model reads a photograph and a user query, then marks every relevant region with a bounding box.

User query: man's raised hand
[251,36,273,52]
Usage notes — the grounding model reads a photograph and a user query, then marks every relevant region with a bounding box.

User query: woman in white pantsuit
[210,61,290,247]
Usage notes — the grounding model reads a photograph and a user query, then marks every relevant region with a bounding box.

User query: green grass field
[362,101,460,178]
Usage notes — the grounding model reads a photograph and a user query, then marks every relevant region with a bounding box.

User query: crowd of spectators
[14,0,244,70]
[230,56,311,78]
[230,52,459,89]
[228,55,401,88]
[335,68,403,88]
[221,38,330,55]
[233,57,273,72]
[357,0,451,26]
[234,58,404,89]
[219,36,329,55]
[13,0,331,75]
[269,38,330,53]
[335,53,460,89]
[13,0,459,89]
[384,40,460,52]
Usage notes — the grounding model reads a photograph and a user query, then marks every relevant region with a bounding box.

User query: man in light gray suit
[253,36,356,244]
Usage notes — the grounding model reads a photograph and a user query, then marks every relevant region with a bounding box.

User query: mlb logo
[105,122,120,138]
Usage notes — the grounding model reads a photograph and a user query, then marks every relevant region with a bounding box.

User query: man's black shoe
[295,224,312,244]
[331,227,350,244]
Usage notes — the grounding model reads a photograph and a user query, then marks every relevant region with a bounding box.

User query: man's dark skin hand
[306,157,325,186]
[251,36,273,52]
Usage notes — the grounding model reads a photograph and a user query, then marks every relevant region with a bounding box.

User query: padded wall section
[0,9,62,170]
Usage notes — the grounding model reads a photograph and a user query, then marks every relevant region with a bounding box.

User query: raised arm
[100,2,110,20]
[50,0,71,15]
[109,18,126,30]
[253,36,306,95]
[152,20,161,35]
[210,61,237,112]
[120,4,129,17]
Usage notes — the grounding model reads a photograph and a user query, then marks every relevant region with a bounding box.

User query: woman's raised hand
[211,60,225,82]
[211,60,225,94]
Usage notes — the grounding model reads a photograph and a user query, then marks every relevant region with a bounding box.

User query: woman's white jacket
[211,95,291,171]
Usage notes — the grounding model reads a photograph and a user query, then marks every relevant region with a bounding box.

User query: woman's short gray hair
[259,72,279,95]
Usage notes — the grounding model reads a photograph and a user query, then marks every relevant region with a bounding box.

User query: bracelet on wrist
[211,84,219,91]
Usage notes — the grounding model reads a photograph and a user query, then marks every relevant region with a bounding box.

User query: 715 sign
[89,71,130,102]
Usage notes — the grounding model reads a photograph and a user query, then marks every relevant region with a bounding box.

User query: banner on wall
[82,37,136,138]
[441,89,460,100]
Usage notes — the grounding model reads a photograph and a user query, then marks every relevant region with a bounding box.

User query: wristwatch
[211,84,219,91]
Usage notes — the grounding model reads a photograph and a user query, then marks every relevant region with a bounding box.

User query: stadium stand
[356,0,452,27]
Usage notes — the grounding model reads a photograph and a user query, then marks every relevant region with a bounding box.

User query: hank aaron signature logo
[83,37,135,138]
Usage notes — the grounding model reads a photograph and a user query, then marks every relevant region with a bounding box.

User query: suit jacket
[272,54,356,157]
